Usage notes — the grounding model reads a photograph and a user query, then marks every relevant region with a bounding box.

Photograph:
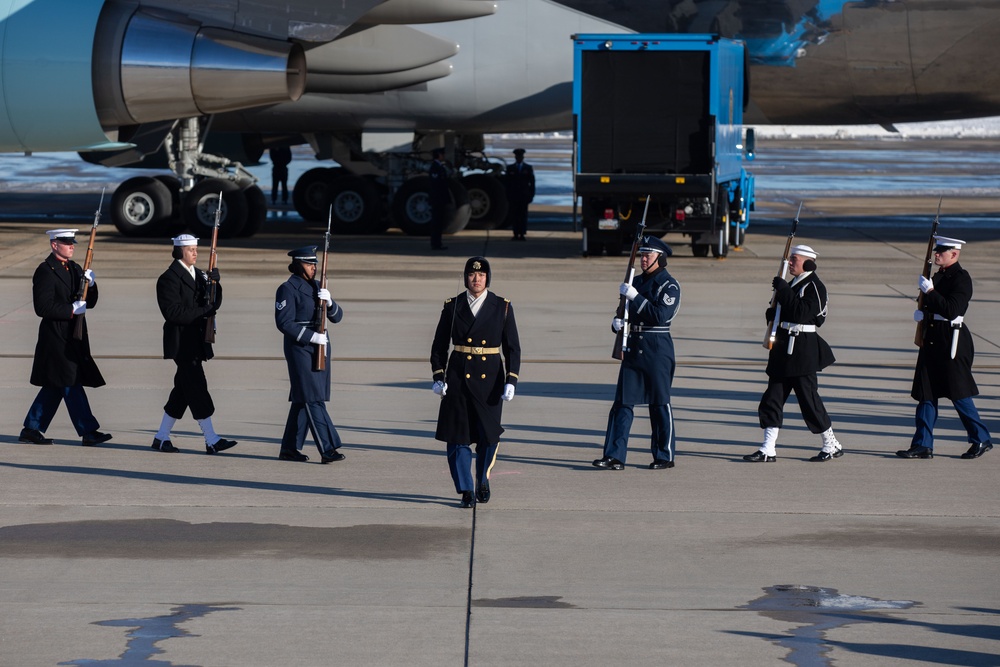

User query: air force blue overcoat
[275,274,343,403]
[616,267,680,406]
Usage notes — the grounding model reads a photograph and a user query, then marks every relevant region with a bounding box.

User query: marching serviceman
[430,257,521,508]
[744,244,843,463]
[593,236,681,471]
[274,246,346,463]
[150,234,237,454]
[898,236,993,459]
[19,229,112,446]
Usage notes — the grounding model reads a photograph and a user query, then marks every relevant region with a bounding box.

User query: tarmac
[1,200,999,666]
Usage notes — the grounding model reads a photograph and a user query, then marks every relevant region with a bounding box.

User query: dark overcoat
[29,254,105,388]
[274,274,343,403]
[616,267,680,405]
[156,261,221,362]
[766,271,836,378]
[505,161,535,204]
[911,261,978,401]
[431,291,521,444]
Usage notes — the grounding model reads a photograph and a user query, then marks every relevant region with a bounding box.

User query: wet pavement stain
[741,584,916,667]
[58,603,239,666]
[0,519,468,559]
[472,596,576,608]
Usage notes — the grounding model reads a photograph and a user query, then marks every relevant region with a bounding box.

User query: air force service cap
[933,235,965,252]
[790,244,818,259]
[638,235,672,257]
[46,229,78,244]
[288,245,319,264]
[171,234,199,247]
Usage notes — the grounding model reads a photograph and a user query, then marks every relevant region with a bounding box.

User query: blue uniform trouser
[23,385,100,436]
[602,401,675,464]
[912,398,991,450]
[281,402,342,456]
[447,442,499,494]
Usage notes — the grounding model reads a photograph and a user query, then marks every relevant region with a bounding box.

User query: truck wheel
[692,244,710,257]
[327,175,382,234]
[711,240,729,258]
[604,240,623,256]
[732,223,746,248]
[111,177,172,237]
[462,174,509,230]
[183,179,247,238]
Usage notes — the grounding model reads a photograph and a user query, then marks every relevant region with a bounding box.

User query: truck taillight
[603,208,615,219]
[674,209,685,221]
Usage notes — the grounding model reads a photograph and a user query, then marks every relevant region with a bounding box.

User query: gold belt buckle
[472,346,484,355]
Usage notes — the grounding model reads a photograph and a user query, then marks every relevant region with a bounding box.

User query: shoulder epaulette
[444,298,453,304]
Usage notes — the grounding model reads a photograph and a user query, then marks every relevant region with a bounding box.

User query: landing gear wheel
[443,179,471,234]
[462,174,509,230]
[153,175,186,236]
[111,176,173,237]
[292,167,344,222]
[392,176,433,236]
[184,179,247,238]
[327,175,382,234]
[240,185,268,237]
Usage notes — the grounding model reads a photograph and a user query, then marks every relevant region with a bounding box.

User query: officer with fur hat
[899,236,993,459]
[19,229,112,446]
[430,256,521,507]
[274,245,345,463]
[151,234,236,454]
[594,235,681,470]
[745,244,843,462]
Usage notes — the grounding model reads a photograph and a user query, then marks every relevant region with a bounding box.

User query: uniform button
[481,374,486,379]
[467,338,472,343]
[481,340,486,345]
[465,374,470,378]
[482,356,486,361]
[639,350,643,354]
[467,355,472,360]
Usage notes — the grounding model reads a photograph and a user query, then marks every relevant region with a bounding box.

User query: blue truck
[572,34,755,258]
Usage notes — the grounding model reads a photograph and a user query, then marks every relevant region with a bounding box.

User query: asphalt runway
[1,143,999,665]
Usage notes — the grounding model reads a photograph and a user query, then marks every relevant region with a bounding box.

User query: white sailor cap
[790,244,817,259]
[171,234,199,247]
[46,228,79,244]
[933,235,965,251]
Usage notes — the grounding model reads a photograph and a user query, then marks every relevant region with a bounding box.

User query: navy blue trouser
[447,442,499,494]
[281,402,342,456]
[912,398,991,449]
[23,385,100,436]
[602,401,675,464]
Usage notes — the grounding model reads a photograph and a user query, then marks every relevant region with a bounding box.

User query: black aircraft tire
[327,175,382,234]
[392,176,433,236]
[183,179,247,239]
[292,167,340,222]
[240,185,268,237]
[462,174,509,230]
[111,176,172,237]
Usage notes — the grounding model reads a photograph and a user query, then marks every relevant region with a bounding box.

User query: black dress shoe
[896,445,933,459]
[279,450,309,462]
[321,450,346,463]
[961,442,993,459]
[206,438,237,454]
[743,451,776,462]
[19,428,52,445]
[592,456,625,470]
[809,449,844,462]
[460,491,475,508]
[476,480,491,504]
[82,430,113,446]
[151,438,179,453]
[649,459,675,469]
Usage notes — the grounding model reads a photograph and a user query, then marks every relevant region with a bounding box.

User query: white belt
[779,322,816,333]
[933,314,964,325]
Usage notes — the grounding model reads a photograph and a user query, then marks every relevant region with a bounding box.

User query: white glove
[309,332,328,345]
[84,269,95,286]
[72,300,86,315]
[918,275,934,293]
[317,288,333,307]
[612,318,624,333]
[502,384,515,402]
[913,310,924,322]
[620,283,638,301]
[432,380,447,396]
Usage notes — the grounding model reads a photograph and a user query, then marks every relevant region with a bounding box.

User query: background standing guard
[505,148,535,241]
[19,229,111,446]
[274,245,345,463]
[151,234,236,454]
[745,244,843,463]
[431,257,521,508]
[594,236,680,471]
[899,236,992,460]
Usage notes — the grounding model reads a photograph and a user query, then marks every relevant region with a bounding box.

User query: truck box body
[572,34,754,257]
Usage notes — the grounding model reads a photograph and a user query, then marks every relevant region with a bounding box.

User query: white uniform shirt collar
[790,271,812,287]
[176,259,196,280]
[467,288,489,316]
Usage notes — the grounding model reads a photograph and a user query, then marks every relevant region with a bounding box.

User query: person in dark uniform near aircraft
[19,228,112,446]
[274,245,346,463]
[151,234,237,454]
[505,148,535,241]
[898,236,992,460]
[428,147,450,251]
[744,244,843,463]
[431,257,521,507]
[594,236,681,470]
[269,146,293,205]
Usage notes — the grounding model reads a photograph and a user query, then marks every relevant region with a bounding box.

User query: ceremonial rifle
[763,202,801,349]
[611,195,651,360]
[914,197,943,347]
[203,190,222,343]
[72,188,105,341]
[313,206,332,371]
